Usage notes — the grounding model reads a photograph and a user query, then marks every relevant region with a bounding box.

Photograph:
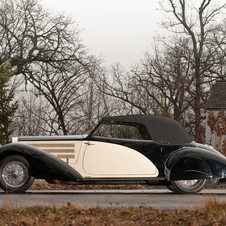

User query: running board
[45,177,167,186]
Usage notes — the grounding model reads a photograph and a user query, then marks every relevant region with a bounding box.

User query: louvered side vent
[19,141,82,167]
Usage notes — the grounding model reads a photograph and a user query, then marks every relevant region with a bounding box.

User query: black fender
[0,143,83,182]
[165,147,226,181]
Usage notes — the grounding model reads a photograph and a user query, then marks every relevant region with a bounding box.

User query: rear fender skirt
[168,157,212,180]
[165,148,226,181]
[0,143,83,181]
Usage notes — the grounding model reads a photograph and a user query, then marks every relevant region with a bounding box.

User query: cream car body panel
[82,141,159,177]
[18,140,83,168]
[19,140,159,178]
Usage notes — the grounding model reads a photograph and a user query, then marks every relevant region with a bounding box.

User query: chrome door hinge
[85,142,94,146]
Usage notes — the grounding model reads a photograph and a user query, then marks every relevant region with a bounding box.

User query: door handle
[85,142,94,146]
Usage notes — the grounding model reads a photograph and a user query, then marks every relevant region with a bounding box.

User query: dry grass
[1,195,226,225]
[30,183,226,191]
[30,183,147,190]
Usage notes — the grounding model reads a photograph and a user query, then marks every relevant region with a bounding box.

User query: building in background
[205,80,226,151]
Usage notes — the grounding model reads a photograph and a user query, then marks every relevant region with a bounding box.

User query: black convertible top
[102,115,193,144]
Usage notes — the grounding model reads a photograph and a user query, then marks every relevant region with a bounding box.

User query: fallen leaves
[1,196,226,225]
[30,183,146,190]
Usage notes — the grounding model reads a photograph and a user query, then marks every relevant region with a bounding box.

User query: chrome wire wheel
[171,179,206,194]
[2,160,29,188]
[176,180,201,188]
[0,156,34,193]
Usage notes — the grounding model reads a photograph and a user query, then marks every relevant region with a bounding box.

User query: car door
[82,122,159,178]
[82,140,158,177]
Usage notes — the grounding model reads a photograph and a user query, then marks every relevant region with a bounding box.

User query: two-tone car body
[1,115,226,193]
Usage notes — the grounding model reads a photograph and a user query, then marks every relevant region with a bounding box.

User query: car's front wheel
[0,155,34,193]
[170,179,206,194]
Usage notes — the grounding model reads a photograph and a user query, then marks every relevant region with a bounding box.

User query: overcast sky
[42,0,163,68]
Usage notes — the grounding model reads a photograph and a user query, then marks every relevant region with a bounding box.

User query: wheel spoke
[171,179,206,193]
[178,180,200,188]
[2,161,29,188]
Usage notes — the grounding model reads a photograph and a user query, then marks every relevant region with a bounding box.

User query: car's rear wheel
[0,155,34,193]
[170,179,206,194]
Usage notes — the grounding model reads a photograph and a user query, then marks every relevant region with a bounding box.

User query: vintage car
[1,114,226,194]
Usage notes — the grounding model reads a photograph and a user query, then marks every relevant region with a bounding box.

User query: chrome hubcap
[177,179,201,188]
[2,161,28,187]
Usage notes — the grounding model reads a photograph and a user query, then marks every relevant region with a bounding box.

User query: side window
[92,122,151,140]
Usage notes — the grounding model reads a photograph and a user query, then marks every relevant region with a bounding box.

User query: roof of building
[205,80,226,109]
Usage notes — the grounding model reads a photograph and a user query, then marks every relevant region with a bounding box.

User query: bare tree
[69,66,126,135]
[98,63,159,116]
[160,0,226,142]
[205,18,226,80]
[101,38,198,134]
[134,37,196,131]
[0,0,102,135]
[13,90,51,136]
[101,28,226,141]
[23,60,96,135]
[0,0,87,74]
[93,1,226,142]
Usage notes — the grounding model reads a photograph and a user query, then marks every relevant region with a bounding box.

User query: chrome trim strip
[17,134,87,141]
